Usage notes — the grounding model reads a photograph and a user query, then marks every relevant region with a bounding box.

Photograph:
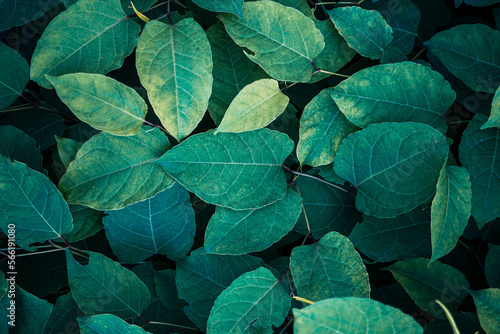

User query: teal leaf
[329,62,455,133]
[78,314,151,333]
[190,0,243,17]
[297,90,359,167]
[16,286,54,333]
[42,293,80,334]
[430,166,472,262]
[55,136,82,169]
[316,163,347,185]
[136,18,213,141]
[219,1,325,82]
[485,244,500,288]
[464,0,500,7]
[103,183,195,263]
[328,6,394,59]
[271,0,311,17]
[155,128,293,210]
[0,125,42,171]
[385,258,469,319]
[424,24,500,93]
[207,267,290,334]
[0,1,60,31]
[0,43,29,111]
[47,73,148,136]
[334,122,449,218]
[66,249,151,319]
[63,205,104,243]
[290,231,370,302]
[215,79,289,133]
[58,126,174,210]
[469,288,500,334]
[0,155,73,250]
[293,297,423,334]
[380,46,408,64]
[459,114,500,227]
[481,86,500,130]
[30,0,140,89]
[204,186,302,255]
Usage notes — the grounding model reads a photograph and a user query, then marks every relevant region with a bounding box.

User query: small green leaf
[0,125,42,171]
[0,43,29,111]
[17,286,54,333]
[469,288,500,334]
[485,244,500,288]
[481,86,500,130]
[464,0,500,6]
[55,136,82,169]
[190,0,243,17]
[63,205,103,243]
[78,314,151,333]
[43,293,80,334]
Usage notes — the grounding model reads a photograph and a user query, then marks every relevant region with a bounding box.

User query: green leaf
[207,267,290,334]
[424,24,500,93]
[297,90,359,167]
[66,249,151,319]
[0,155,73,250]
[155,128,293,210]
[293,297,423,334]
[78,314,151,334]
[290,231,370,302]
[328,6,394,59]
[334,122,449,218]
[43,293,80,334]
[215,79,289,133]
[385,258,469,319]
[63,205,104,243]
[30,0,140,89]
[58,126,174,210]
[329,62,455,133]
[349,207,432,262]
[16,286,54,334]
[272,0,311,17]
[190,0,243,17]
[380,46,409,64]
[0,43,29,111]
[204,186,302,255]
[219,1,325,82]
[0,125,42,171]
[469,288,500,334]
[482,86,500,130]
[465,0,500,6]
[430,166,472,262]
[103,183,195,263]
[459,114,500,227]
[485,244,500,288]
[136,18,213,141]
[55,136,82,169]
[0,1,60,31]
[47,73,148,136]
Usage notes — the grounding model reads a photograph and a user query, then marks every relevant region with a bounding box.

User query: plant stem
[410,46,427,61]
[146,321,200,331]
[282,166,349,193]
[318,69,350,78]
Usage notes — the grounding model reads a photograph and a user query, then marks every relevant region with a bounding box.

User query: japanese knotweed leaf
[273,0,311,16]
[66,249,151,319]
[216,79,289,133]
[136,18,213,141]
[328,6,393,59]
[206,22,268,125]
[424,24,500,93]
[349,207,432,262]
[469,288,500,334]
[297,89,359,167]
[482,86,500,130]
[465,0,500,5]
[430,166,472,263]
[0,0,60,31]
[46,73,148,136]
[17,286,54,333]
[385,258,469,319]
[334,122,449,218]
[30,0,140,89]
[204,186,302,255]
[0,125,42,172]
[380,46,408,64]
[290,231,370,302]
[0,43,29,111]
[207,267,290,334]
[63,205,103,243]
[58,126,174,210]
[55,136,82,169]
[190,0,243,17]
[43,293,80,334]
[485,244,500,288]
[155,128,294,210]
[103,183,195,263]
[329,61,455,133]
[219,1,325,82]
[175,248,265,330]
[293,297,423,334]
[78,314,151,334]
[459,114,500,227]
[0,155,73,251]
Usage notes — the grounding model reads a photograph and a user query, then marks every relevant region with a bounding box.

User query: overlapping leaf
[78,314,151,333]
[469,288,500,334]
[0,0,60,31]
[16,286,53,333]
[482,86,500,130]
[0,125,42,171]
[55,136,82,169]
[485,244,500,288]
[0,43,29,111]
[63,205,103,243]
[190,0,243,16]
[43,293,80,334]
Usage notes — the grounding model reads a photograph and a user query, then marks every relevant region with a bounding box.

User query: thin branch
[145,321,200,331]
[282,166,349,193]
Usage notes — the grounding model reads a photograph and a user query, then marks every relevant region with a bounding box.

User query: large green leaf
[30,0,140,89]
[219,1,325,82]
[485,244,500,288]
[386,258,469,319]
[0,155,73,250]
[136,18,212,141]
[78,314,151,334]
[207,267,290,334]
[0,0,60,31]
[424,24,500,93]
[430,166,472,262]
[328,6,393,59]
[334,122,449,218]
[469,288,500,334]
[16,286,54,334]
[459,114,500,227]
[293,297,423,334]
[0,43,29,111]
[58,126,174,210]
[290,231,370,302]
[47,73,148,136]
[204,186,302,255]
[329,62,455,133]
[103,183,195,263]
[482,86,500,130]
[0,125,42,171]
[215,79,289,133]
[190,0,243,16]
[66,249,151,319]
[297,89,359,167]
[155,128,293,210]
